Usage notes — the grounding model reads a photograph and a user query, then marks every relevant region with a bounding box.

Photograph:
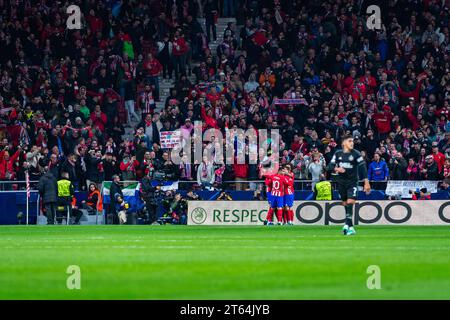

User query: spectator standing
[431,141,445,175]
[204,0,218,43]
[308,153,326,190]
[37,165,58,225]
[197,156,215,189]
[389,152,408,180]
[171,31,189,80]
[157,34,173,80]
[108,175,123,224]
[144,53,162,101]
[120,154,139,181]
[368,153,389,189]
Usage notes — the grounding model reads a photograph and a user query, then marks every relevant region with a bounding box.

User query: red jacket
[172,37,188,56]
[0,150,20,180]
[372,111,393,134]
[145,58,162,76]
[90,111,107,132]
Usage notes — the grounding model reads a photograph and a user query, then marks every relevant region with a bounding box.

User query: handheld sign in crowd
[273,98,308,105]
[160,130,181,149]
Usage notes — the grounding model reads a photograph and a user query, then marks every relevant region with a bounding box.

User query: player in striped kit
[283,164,295,225]
[265,168,287,225]
[264,174,274,224]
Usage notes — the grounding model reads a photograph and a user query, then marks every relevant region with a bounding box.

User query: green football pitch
[0,225,449,299]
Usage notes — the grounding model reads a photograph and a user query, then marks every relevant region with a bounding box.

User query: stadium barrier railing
[0,179,444,192]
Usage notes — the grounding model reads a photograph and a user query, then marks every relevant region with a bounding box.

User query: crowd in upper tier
[1,0,450,191]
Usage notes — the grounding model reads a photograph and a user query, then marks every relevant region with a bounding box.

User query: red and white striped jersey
[284,173,294,195]
[270,174,286,197]
[264,175,272,193]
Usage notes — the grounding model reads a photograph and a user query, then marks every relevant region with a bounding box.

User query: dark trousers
[57,197,72,224]
[107,208,119,224]
[172,54,186,80]
[205,17,217,42]
[44,202,57,225]
[71,208,83,224]
[145,199,158,224]
[146,75,160,101]
[160,59,173,79]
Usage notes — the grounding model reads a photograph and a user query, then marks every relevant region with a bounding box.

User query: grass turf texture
[0,225,449,299]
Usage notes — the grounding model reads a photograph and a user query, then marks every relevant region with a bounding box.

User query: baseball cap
[432,142,438,147]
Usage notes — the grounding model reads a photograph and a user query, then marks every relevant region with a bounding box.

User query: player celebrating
[327,135,371,235]
[283,164,295,225]
[266,168,287,225]
[264,174,274,224]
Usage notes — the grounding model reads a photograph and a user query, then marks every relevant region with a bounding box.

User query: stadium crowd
[0,0,450,193]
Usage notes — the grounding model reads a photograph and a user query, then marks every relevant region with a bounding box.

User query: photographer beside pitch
[327,135,371,236]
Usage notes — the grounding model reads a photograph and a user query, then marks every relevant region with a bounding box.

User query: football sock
[276,209,283,223]
[345,204,354,227]
[266,208,274,222]
[283,208,288,223]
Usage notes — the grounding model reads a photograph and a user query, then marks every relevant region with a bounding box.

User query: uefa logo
[191,207,207,224]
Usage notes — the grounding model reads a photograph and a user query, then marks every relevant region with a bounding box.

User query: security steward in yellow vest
[57,171,75,223]
[314,178,332,201]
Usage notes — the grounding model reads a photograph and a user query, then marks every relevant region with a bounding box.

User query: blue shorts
[267,192,273,205]
[269,195,284,208]
[283,194,294,207]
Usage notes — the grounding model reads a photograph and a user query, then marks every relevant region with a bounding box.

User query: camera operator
[141,173,161,224]
[169,193,188,224]
[26,145,44,181]
[253,184,266,200]
[409,188,431,200]
[389,152,408,180]
[159,191,187,224]
[197,156,215,190]
[186,189,202,201]
[103,152,120,181]
[156,151,179,180]
[217,190,233,200]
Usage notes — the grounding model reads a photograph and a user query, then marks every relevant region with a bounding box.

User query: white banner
[385,180,438,198]
[160,130,181,149]
[188,200,450,225]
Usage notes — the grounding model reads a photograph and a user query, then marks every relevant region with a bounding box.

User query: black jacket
[141,176,158,198]
[425,162,440,180]
[109,181,123,213]
[37,172,58,204]
[390,157,408,180]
